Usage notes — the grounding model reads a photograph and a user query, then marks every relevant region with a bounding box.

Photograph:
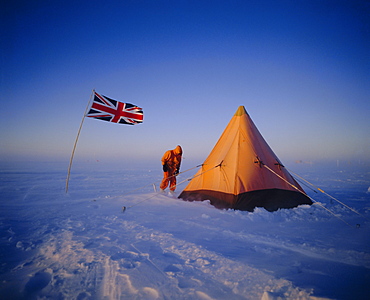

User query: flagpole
[65,89,95,193]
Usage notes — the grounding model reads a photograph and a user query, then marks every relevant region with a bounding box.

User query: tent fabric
[178,106,312,212]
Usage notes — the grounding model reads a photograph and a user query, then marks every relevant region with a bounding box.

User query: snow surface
[0,161,369,300]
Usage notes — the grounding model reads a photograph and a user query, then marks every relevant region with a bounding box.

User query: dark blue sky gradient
[1,1,369,167]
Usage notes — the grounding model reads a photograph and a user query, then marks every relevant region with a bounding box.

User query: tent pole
[65,89,95,193]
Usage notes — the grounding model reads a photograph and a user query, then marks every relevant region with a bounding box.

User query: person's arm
[174,157,182,175]
[161,151,170,172]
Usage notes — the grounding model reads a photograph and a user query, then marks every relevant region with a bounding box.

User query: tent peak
[179,105,312,212]
[234,106,247,116]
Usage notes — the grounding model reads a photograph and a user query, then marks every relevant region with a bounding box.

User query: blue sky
[1,0,369,168]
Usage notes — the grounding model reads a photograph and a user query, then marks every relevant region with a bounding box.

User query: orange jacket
[161,145,182,172]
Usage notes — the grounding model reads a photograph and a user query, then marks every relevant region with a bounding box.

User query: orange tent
[179,106,312,212]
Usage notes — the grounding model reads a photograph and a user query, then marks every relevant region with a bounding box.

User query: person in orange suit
[160,145,183,192]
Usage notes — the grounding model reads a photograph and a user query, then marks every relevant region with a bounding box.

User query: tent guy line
[120,164,203,198]
[116,160,362,228]
[96,104,363,228]
[287,168,370,222]
[121,163,220,213]
[179,106,312,212]
[263,164,355,228]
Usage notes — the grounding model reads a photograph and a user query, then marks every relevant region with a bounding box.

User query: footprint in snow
[23,271,52,297]
[111,251,144,269]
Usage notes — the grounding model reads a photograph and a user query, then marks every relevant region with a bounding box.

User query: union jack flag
[86,91,143,125]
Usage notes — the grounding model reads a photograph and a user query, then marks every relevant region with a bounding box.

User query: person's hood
[174,145,182,155]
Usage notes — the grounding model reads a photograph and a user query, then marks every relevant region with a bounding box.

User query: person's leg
[160,171,170,190]
[169,175,177,191]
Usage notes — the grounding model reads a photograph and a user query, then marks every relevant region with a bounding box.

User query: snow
[0,161,369,300]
